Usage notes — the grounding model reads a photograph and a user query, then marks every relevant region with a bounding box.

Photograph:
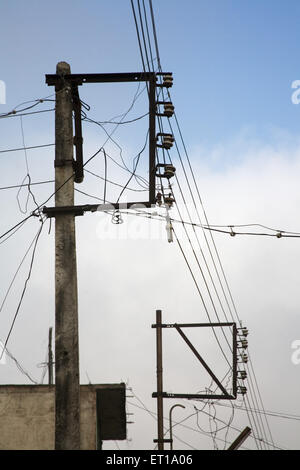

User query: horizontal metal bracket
[153,439,172,443]
[152,392,236,400]
[42,202,155,218]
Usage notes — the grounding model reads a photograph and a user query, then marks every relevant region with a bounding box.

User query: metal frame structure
[43,72,158,217]
[152,310,239,450]
[152,320,238,401]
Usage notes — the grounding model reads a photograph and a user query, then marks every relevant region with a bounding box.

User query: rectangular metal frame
[152,322,237,400]
[45,72,157,210]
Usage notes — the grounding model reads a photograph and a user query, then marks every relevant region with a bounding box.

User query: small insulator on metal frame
[164,193,175,208]
[237,386,247,395]
[238,327,249,337]
[156,73,173,88]
[156,192,163,206]
[156,133,174,150]
[111,210,123,225]
[163,102,174,117]
[156,101,175,118]
[237,371,247,380]
[238,339,248,349]
[238,353,248,363]
[156,163,176,179]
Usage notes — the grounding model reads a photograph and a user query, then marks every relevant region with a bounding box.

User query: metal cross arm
[42,201,155,218]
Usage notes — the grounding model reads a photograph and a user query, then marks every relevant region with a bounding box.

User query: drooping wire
[116,130,149,204]
[0,218,44,359]
[16,116,40,214]
[1,344,38,384]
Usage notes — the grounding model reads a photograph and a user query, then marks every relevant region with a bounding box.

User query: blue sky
[1,1,300,450]
[1,0,300,157]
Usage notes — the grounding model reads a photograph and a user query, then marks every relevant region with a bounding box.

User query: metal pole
[156,309,164,450]
[54,61,80,450]
[227,426,251,450]
[48,327,54,385]
[169,404,185,450]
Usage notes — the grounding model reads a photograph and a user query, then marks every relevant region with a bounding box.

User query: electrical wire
[1,345,38,384]
[0,180,54,191]
[84,168,148,192]
[96,111,149,125]
[0,213,34,243]
[17,116,40,214]
[116,130,149,203]
[152,4,273,448]
[0,218,44,359]
[0,143,55,154]
[0,108,54,119]
[131,0,273,449]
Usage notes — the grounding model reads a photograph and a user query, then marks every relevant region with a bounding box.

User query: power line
[96,111,149,125]
[0,108,54,119]
[0,143,55,154]
[84,168,147,192]
[213,400,300,423]
[3,346,38,385]
[132,0,273,448]
[116,208,300,239]
[0,180,54,191]
[0,219,44,359]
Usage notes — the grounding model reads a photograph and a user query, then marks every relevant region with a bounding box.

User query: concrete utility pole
[54,61,80,450]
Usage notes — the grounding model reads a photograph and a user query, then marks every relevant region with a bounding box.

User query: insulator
[164,194,175,208]
[238,386,247,395]
[111,210,123,225]
[164,164,176,178]
[238,339,248,349]
[238,371,247,380]
[156,192,162,206]
[156,133,174,150]
[239,353,248,363]
[238,327,249,337]
[161,74,173,88]
[162,135,174,149]
[156,163,176,179]
[164,103,174,117]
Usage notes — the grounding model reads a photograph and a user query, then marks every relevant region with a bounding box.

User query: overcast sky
[1,0,300,450]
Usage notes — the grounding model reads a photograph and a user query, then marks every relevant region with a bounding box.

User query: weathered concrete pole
[54,61,80,450]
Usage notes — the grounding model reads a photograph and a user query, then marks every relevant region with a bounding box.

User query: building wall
[0,384,121,450]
